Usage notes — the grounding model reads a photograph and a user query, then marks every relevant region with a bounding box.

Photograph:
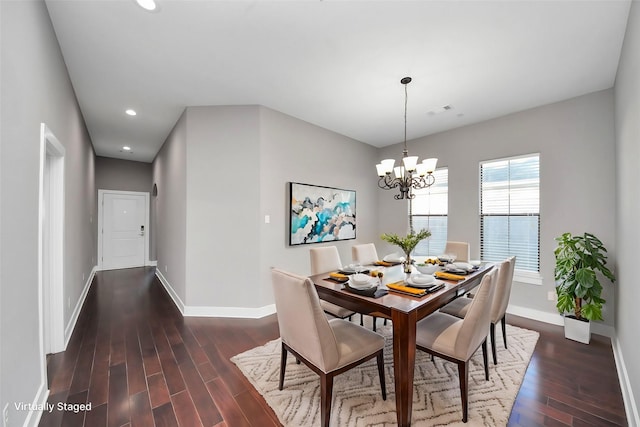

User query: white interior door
[100,191,149,270]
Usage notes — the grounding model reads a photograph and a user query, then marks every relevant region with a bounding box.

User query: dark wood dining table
[310,263,493,427]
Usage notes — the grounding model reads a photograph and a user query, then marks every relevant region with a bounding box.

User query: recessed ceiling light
[123,146,131,151]
[125,109,137,116]
[136,0,156,11]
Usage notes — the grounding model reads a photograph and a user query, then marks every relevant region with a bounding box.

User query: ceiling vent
[427,105,453,116]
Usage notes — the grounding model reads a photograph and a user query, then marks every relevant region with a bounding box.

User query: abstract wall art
[289,182,356,245]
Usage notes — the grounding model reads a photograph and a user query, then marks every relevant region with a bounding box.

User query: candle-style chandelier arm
[378,172,436,200]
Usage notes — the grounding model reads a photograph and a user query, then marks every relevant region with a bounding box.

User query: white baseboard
[146,259,157,267]
[64,266,97,348]
[22,380,49,427]
[154,270,276,319]
[507,304,565,326]
[611,335,640,427]
[506,304,615,338]
[184,304,276,318]
[154,269,186,314]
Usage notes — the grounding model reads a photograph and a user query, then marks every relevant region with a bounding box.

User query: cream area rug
[231,321,539,426]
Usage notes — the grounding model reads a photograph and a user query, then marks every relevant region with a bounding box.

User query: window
[411,168,448,256]
[480,154,540,273]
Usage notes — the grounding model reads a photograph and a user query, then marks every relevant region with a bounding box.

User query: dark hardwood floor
[39,267,627,427]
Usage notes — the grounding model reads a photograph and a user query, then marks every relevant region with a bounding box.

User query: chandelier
[376,77,438,200]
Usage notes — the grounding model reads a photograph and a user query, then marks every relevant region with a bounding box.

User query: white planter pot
[564,315,591,344]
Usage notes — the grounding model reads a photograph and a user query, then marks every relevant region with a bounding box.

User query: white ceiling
[44,0,631,163]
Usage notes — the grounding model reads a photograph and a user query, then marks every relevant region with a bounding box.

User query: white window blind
[480,154,540,272]
[411,168,448,256]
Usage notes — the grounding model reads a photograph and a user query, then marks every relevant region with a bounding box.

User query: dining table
[310,262,494,427]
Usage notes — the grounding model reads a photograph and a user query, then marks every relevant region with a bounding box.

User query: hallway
[39,267,627,426]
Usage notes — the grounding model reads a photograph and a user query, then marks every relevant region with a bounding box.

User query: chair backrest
[444,241,470,262]
[310,246,342,275]
[352,243,379,265]
[454,268,497,360]
[491,256,516,323]
[271,268,340,371]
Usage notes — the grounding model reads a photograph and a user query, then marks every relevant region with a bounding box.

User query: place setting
[386,273,445,297]
[342,272,388,298]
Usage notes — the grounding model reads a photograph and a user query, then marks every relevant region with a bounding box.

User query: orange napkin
[435,271,466,281]
[329,272,349,281]
[386,282,426,295]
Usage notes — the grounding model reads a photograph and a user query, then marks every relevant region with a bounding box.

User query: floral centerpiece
[381,229,431,273]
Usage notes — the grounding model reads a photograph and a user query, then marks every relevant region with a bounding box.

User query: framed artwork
[289,182,356,245]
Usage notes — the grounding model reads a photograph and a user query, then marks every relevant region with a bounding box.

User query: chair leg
[384,318,388,325]
[501,316,507,349]
[376,351,387,400]
[457,360,469,423]
[347,314,353,322]
[320,373,334,427]
[373,317,377,332]
[360,314,364,326]
[279,343,288,390]
[490,323,498,365]
[482,339,489,380]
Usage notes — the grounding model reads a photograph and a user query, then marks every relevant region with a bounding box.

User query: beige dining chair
[444,241,471,262]
[440,256,516,365]
[352,243,389,330]
[310,246,357,322]
[415,269,497,423]
[271,268,386,427]
[351,243,379,265]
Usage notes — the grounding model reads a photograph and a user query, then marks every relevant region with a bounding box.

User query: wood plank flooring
[39,267,627,427]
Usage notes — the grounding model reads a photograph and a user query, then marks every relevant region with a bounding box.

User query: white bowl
[470,260,482,267]
[416,264,438,274]
[350,273,371,285]
[411,274,435,284]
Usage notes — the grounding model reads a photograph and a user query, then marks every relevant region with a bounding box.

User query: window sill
[513,270,543,286]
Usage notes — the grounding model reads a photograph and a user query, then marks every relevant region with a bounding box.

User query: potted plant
[554,232,616,343]
[381,229,431,273]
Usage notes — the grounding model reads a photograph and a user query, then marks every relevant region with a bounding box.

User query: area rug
[231,322,539,426]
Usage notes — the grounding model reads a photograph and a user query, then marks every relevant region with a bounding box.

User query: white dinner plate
[406,277,443,289]
[348,277,377,290]
[452,262,473,271]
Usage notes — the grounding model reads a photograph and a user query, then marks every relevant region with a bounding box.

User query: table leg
[392,309,417,427]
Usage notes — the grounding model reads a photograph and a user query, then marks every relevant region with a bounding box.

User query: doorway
[98,190,149,270]
[39,123,65,355]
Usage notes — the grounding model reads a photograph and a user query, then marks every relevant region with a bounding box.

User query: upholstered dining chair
[351,243,379,265]
[310,246,357,321]
[271,268,386,427]
[444,241,471,262]
[440,256,516,365]
[415,269,497,423]
[352,243,389,331]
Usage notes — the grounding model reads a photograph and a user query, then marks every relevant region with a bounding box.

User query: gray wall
[152,112,187,303]
[258,106,379,306]
[151,105,379,310]
[95,156,152,193]
[378,90,617,327]
[0,1,97,424]
[185,106,261,307]
[614,0,640,421]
